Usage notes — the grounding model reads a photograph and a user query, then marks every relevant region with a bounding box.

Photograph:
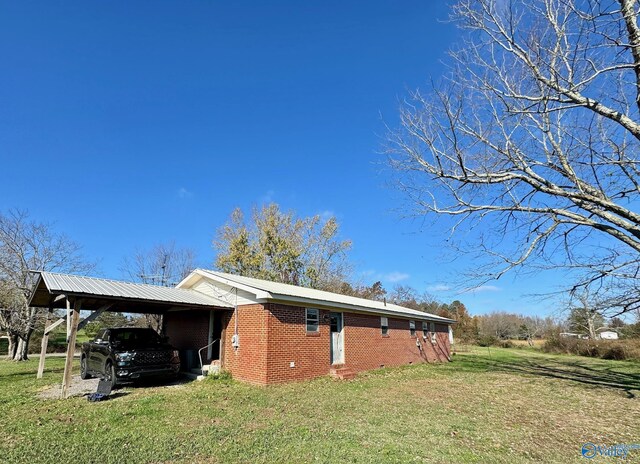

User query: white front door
[330,312,344,364]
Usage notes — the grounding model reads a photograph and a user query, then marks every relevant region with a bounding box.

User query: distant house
[597,329,619,340]
[559,332,581,338]
[29,269,455,385]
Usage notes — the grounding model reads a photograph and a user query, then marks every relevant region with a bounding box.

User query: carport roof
[28,271,233,313]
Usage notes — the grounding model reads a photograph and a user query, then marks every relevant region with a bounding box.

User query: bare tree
[0,209,94,360]
[567,291,607,338]
[479,312,521,340]
[388,0,640,315]
[120,242,197,333]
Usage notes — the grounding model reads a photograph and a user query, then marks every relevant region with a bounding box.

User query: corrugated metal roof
[194,269,455,323]
[38,272,233,308]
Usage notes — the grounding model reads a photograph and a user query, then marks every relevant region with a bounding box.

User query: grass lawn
[1,347,639,464]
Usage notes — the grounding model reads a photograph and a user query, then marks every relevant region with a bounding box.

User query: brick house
[168,269,455,384]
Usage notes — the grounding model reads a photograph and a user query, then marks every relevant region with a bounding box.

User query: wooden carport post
[61,299,81,399]
[36,306,53,379]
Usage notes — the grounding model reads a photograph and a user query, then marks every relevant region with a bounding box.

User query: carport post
[36,306,53,379]
[61,299,81,399]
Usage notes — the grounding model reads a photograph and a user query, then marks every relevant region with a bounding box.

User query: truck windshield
[110,329,162,346]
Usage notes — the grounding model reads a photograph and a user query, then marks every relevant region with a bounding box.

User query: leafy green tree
[440,300,478,343]
[340,281,387,301]
[214,204,352,291]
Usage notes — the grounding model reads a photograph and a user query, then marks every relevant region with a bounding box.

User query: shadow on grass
[453,352,640,399]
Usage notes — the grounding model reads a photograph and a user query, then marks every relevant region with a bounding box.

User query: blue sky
[0,1,561,317]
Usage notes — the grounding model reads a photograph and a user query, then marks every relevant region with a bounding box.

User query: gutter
[265,295,456,324]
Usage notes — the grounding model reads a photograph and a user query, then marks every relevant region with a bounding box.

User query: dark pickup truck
[81,327,180,387]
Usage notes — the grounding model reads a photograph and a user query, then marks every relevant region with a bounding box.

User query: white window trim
[409,320,416,336]
[305,308,319,333]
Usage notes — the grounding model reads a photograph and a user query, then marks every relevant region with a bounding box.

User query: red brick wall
[201,303,451,384]
[343,314,451,372]
[265,303,331,383]
[164,310,210,354]
[221,304,269,385]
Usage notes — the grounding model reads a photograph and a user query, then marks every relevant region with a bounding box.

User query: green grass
[1,347,639,463]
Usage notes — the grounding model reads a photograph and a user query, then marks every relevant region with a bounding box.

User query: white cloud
[427,284,451,292]
[462,285,501,294]
[384,272,410,283]
[177,187,193,199]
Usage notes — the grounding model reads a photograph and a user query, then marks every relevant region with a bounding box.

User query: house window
[409,320,416,336]
[381,317,389,335]
[306,308,319,333]
[422,321,428,337]
[430,322,437,343]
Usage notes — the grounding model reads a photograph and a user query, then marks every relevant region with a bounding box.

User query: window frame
[430,322,437,343]
[305,308,320,333]
[381,316,389,336]
[422,321,428,337]
[409,320,416,337]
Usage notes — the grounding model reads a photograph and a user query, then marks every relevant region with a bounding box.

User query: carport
[28,271,233,398]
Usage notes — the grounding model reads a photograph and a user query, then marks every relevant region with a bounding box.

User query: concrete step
[182,371,205,381]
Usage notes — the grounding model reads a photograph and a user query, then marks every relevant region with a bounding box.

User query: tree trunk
[12,337,26,361]
[587,315,597,340]
[6,333,17,360]
[18,329,34,361]
[12,307,39,361]
[146,314,164,334]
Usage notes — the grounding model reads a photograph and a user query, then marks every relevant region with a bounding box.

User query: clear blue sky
[0,1,561,317]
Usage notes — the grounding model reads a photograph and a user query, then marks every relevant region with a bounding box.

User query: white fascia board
[175,271,202,289]
[198,270,273,300]
[267,294,455,323]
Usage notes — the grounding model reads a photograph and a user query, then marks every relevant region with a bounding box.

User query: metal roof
[192,269,455,323]
[29,271,233,311]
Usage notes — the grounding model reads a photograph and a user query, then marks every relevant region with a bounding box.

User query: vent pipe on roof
[383,297,386,306]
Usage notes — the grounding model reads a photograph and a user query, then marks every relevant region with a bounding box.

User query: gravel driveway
[38,375,99,399]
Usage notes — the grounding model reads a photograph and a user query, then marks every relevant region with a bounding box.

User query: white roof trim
[187,269,455,323]
[270,295,448,322]
[185,270,273,300]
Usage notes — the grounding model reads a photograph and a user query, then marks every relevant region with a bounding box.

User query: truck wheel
[80,356,91,380]
[104,362,117,389]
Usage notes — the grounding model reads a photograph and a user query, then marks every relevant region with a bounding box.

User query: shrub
[601,344,627,360]
[207,369,232,382]
[542,336,640,362]
[477,335,498,347]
